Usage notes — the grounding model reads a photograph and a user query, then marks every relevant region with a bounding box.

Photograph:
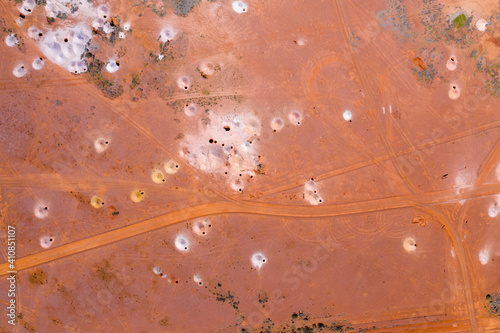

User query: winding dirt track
[1,182,498,276]
[1,0,499,331]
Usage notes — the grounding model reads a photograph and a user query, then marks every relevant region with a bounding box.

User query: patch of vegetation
[486,293,500,316]
[159,316,169,326]
[215,290,240,311]
[56,12,68,20]
[486,63,500,97]
[92,17,122,46]
[86,53,124,99]
[248,315,355,333]
[130,73,141,90]
[256,164,265,175]
[452,14,467,28]
[376,0,414,42]
[170,0,202,17]
[258,290,268,304]
[29,269,48,285]
[93,260,115,282]
[138,0,202,17]
[411,63,436,85]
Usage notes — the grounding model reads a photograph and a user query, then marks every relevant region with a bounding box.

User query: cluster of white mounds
[179,110,262,192]
[173,218,213,253]
[269,109,305,132]
[25,1,119,74]
[10,1,127,78]
[303,179,323,205]
[150,159,180,184]
[192,218,212,236]
[38,23,92,74]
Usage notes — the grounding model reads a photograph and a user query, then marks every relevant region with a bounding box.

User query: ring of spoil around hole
[151,169,166,184]
[232,1,248,13]
[199,61,215,78]
[403,237,417,252]
[448,84,460,100]
[176,76,190,90]
[164,159,180,174]
[193,274,203,286]
[32,57,44,70]
[160,26,176,43]
[270,117,284,132]
[446,55,457,71]
[40,236,54,249]
[476,19,488,31]
[184,103,196,117]
[288,110,303,125]
[106,60,119,73]
[34,204,49,219]
[230,178,244,192]
[90,195,105,208]
[5,34,18,47]
[343,110,353,121]
[251,252,267,269]
[13,64,27,78]
[192,218,212,236]
[94,138,110,153]
[130,190,145,203]
[174,235,189,252]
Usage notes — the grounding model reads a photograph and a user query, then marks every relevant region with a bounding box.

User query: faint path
[331,0,479,331]
[475,138,500,186]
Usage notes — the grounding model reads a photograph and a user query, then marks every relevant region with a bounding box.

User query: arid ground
[1,0,500,331]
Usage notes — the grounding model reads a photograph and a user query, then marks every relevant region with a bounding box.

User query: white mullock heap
[38,23,92,74]
[36,0,116,74]
[180,111,262,191]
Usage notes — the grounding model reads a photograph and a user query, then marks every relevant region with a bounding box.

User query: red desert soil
[1,0,500,332]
